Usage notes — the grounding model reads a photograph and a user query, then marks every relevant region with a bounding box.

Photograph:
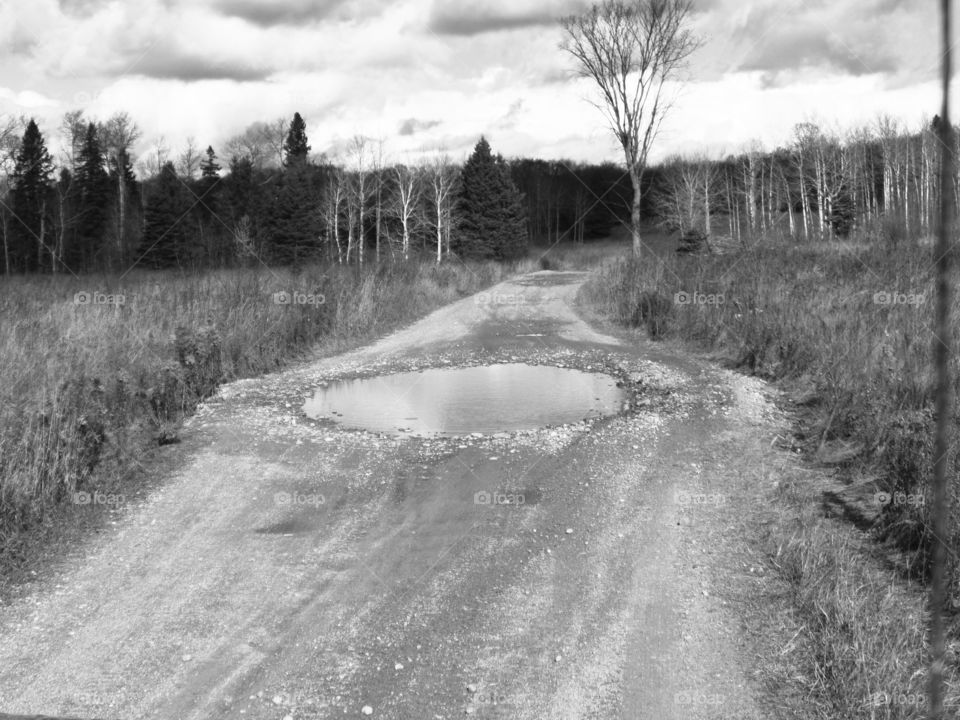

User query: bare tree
[99,112,141,268]
[139,136,171,179]
[176,136,202,181]
[320,163,347,264]
[654,154,719,247]
[792,123,819,239]
[59,110,87,171]
[425,153,458,263]
[347,135,373,266]
[392,163,424,261]
[223,121,275,169]
[261,117,289,169]
[561,0,699,256]
[371,138,386,263]
[0,115,24,275]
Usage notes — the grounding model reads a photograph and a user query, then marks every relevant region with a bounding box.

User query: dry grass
[580,232,960,717]
[0,257,533,572]
[748,462,960,719]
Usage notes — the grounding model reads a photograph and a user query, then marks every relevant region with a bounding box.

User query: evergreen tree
[11,119,54,272]
[74,122,111,269]
[225,156,256,222]
[196,146,227,265]
[200,146,221,179]
[283,112,310,167]
[454,136,527,260]
[263,164,318,264]
[138,162,189,268]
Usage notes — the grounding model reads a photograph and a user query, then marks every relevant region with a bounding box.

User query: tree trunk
[37,199,46,272]
[346,203,355,265]
[117,165,125,270]
[1,211,9,275]
[629,166,642,256]
[358,203,365,267]
[799,154,811,239]
[782,168,796,237]
[375,181,382,263]
[436,195,443,264]
[704,171,711,237]
[903,139,911,236]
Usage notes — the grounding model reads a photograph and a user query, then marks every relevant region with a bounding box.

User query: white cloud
[0,0,943,169]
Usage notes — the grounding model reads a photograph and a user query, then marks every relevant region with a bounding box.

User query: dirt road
[0,268,785,719]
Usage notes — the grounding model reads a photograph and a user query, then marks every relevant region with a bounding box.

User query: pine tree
[201,146,221,179]
[283,113,310,167]
[196,146,227,264]
[11,119,54,272]
[454,136,527,260]
[138,162,189,268]
[263,164,318,264]
[73,123,111,269]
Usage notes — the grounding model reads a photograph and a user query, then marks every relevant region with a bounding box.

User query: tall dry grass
[580,233,960,717]
[582,236,959,564]
[0,257,531,568]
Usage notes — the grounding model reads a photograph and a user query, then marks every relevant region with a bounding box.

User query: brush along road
[0,269,781,719]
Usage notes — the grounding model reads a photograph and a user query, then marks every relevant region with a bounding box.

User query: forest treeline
[1,109,945,276]
[0,110,631,275]
[649,116,951,245]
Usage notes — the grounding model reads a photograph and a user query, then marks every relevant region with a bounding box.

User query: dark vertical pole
[930,2,954,718]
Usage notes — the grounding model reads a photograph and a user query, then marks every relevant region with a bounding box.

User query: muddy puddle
[303,363,626,437]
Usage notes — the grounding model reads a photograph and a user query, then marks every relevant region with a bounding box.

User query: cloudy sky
[0,0,942,168]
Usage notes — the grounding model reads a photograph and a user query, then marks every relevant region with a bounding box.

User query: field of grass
[580,230,960,717]
[0,255,539,579]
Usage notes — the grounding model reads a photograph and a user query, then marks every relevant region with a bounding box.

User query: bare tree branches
[392,163,424,261]
[223,118,288,170]
[424,153,458,263]
[176,137,203,181]
[561,0,699,255]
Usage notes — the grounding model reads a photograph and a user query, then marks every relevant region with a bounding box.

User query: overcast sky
[0,0,942,168]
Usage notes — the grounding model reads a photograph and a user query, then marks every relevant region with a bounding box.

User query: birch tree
[561,0,699,257]
[371,138,386,263]
[99,112,141,268]
[347,135,372,266]
[392,163,423,261]
[425,153,458,263]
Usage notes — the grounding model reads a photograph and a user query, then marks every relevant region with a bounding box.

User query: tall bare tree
[99,112,141,268]
[176,137,202,181]
[321,163,347,264]
[139,136,171,180]
[59,110,87,171]
[0,114,24,275]
[561,0,699,256]
[425,153,458,263]
[392,163,424,261]
[347,135,372,266]
[371,138,386,263]
[223,120,280,170]
[263,117,289,169]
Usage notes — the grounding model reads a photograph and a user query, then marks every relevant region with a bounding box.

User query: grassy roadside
[578,235,960,718]
[0,256,535,587]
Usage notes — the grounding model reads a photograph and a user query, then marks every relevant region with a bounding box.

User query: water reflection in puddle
[303,363,625,437]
